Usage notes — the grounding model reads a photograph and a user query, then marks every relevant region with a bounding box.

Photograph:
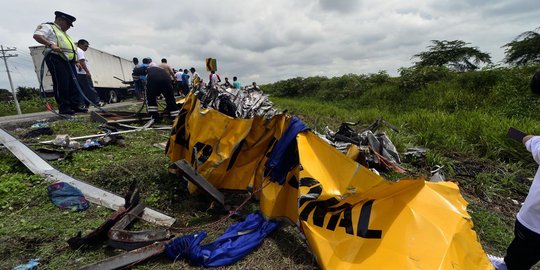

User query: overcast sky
[0,0,538,91]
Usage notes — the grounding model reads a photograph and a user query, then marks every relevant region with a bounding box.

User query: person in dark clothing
[180,69,190,96]
[132,57,145,100]
[146,64,180,121]
[223,77,232,88]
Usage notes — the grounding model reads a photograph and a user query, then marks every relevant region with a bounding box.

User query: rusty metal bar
[79,241,166,270]
[108,203,172,251]
[68,181,141,250]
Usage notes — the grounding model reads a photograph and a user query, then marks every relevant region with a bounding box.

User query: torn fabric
[47,182,89,211]
[165,212,279,267]
[264,116,308,184]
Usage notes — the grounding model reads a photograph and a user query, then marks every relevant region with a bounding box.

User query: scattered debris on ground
[0,89,498,269]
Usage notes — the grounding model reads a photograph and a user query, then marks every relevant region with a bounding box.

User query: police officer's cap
[54,11,76,27]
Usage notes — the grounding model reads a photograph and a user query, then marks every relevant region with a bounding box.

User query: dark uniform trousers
[146,68,179,120]
[505,219,540,269]
[45,53,80,113]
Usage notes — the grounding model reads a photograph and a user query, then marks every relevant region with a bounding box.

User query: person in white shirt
[208,70,221,89]
[500,134,540,269]
[174,68,183,96]
[75,39,102,107]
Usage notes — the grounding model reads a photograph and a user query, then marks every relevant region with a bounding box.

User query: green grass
[0,97,52,116]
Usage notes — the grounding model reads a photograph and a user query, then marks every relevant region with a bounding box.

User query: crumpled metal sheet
[322,120,404,173]
[67,181,141,249]
[195,85,278,119]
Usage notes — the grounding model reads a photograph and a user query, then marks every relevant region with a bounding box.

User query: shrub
[398,66,453,91]
[16,87,40,101]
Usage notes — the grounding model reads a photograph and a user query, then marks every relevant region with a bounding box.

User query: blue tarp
[264,116,308,184]
[165,212,280,267]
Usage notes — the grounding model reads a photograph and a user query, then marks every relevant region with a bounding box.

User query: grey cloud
[317,0,360,14]
[1,0,540,89]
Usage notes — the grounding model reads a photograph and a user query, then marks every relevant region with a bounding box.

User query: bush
[0,89,12,102]
[16,87,40,101]
[262,77,305,97]
[456,68,502,94]
[398,66,453,91]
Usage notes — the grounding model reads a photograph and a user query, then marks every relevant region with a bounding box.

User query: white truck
[29,46,134,103]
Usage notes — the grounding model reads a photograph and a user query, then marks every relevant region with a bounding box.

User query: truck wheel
[107,90,119,103]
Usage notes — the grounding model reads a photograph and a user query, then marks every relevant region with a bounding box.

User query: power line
[15,54,34,63]
[11,64,31,81]
[11,58,35,68]
[0,45,22,115]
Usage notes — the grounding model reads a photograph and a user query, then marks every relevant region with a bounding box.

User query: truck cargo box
[29,46,134,103]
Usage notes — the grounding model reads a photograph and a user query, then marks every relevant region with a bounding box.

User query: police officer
[33,11,87,115]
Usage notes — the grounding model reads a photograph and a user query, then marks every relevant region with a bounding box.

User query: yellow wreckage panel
[167,94,290,190]
[294,132,491,269]
[167,97,492,269]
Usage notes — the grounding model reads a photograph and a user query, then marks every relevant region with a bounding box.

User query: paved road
[0,100,142,129]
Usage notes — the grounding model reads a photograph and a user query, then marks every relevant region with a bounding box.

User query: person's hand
[50,44,61,53]
[523,135,534,144]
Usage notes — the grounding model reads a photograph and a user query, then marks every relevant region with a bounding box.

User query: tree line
[262,27,540,99]
[0,87,40,102]
[413,27,540,71]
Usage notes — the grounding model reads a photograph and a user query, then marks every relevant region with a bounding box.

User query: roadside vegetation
[0,87,50,116]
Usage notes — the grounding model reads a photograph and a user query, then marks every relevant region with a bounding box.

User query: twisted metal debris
[196,85,279,119]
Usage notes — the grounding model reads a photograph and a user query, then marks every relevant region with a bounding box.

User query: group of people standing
[131,57,180,121]
[173,67,192,96]
[33,11,103,115]
[131,55,250,122]
[34,10,259,123]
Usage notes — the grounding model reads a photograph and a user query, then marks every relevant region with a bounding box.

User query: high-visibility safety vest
[50,23,77,61]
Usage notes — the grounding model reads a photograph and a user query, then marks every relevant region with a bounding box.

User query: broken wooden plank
[0,127,176,227]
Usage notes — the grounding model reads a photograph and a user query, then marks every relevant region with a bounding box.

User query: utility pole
[0,45,21,115]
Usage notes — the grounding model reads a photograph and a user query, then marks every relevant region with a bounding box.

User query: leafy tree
[413,40,492,71]
[16,86,39,100]
[503,27,540,65]
[0,89,12,102]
